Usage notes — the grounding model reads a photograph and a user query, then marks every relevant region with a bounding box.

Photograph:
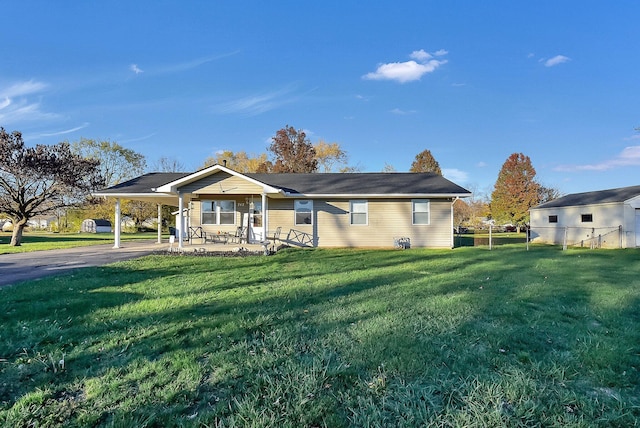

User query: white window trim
[294,200,313,226]
[412,199,430,225]
[201,200,236,225]
[350,200,368,226]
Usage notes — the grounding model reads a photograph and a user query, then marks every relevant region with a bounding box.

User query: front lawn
[1,246,638,426]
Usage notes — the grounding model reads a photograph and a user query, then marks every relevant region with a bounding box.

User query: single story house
[530,185,640,248]
[92,164,471,249]
[81,219,112,233]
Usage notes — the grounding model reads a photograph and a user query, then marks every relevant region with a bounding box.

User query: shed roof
[534,185,640,209]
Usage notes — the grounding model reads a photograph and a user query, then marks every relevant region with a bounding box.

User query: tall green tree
[71,138,148,229]
[490,153,540,227]
[267,126,318,173]
[0,129,103,245]
[71,138,146,186]
[409,149,442,174]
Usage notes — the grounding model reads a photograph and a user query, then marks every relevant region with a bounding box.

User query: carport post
[178,193,184,249]
[157,204,162,244]
[113,198,121,249]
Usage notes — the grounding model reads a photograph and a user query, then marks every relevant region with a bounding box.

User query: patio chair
[231,226,247,244]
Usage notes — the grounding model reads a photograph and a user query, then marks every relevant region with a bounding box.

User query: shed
[530,185,640,248]
[81,219,112,233]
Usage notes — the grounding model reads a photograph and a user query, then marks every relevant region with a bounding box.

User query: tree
[409,149,442,174]
[538,184,562,204]
[490,153,540,228]
[382,162,397,173]
[71,138,146,186]
[314,140,348,172]
[268,126,317,173]
[0,128,103,246]
[153,156,186,172]
[202,150,269,172]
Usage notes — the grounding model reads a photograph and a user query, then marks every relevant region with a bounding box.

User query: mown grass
[1,246,639,427]
[0,232,161,254]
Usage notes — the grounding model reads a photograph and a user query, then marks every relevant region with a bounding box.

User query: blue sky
[2,1,638,197]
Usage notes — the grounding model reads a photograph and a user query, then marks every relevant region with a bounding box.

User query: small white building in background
[81,219,112,233]
[530,185,640,248]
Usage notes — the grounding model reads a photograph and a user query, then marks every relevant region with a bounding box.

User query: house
[530,185,640,248]
[26,215,57,230]
[92,165,471,249]
[81,219,112,233]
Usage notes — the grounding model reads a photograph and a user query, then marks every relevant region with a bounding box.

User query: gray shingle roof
[97,171,471,196]
[96,173,191,194]
[534,185,640,209]
[245,172,470,195]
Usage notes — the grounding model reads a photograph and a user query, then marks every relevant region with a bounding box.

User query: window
[294,200,313,225]
[581,214,593,223]
[350,200,368,225]
[548,215,558,223]
[412,199,430,225]
[202,200,236,225]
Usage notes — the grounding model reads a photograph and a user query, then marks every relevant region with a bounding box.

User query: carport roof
[534,185,640,209]
[95,172,191,195]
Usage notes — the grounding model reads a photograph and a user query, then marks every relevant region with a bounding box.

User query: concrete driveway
[0,241,163,287]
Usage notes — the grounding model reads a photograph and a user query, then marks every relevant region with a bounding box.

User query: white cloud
[35,123,90,138]
[544,55,571,67]
[555,145,640,172]
[214,86,299,116]
[390,108,416,115]
[0,80,58,125]
[130,64,144,74]
[410,49,432,61]
[476,161,488,168]
[434,49,448,56]
[443,168,469,183]
[363,49,448,83]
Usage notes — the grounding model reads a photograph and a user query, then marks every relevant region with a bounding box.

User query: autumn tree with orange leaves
[490,153,540,228]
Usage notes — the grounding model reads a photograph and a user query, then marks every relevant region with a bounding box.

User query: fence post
[526,227,529,251]
[563,226,568,251]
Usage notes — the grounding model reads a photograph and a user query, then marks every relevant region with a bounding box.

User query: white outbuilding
[530,185,640,248]
[81,219,112,233]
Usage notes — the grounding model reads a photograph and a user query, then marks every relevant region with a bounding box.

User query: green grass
[1,246,639,427]
[0,232,162,254]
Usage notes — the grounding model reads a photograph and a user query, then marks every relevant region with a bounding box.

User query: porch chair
[231,226,247,244]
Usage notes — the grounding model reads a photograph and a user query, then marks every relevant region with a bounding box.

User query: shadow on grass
[1,247,639,426]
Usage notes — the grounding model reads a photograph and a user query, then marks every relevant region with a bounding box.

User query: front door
[249,201,263,243]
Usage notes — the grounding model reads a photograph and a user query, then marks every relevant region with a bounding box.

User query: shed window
[412,199,430,225]
[294,200,313,225]
[202,200,236,225]
[350,200,368,225]
[548,215,558,223]
[581,214,593,223]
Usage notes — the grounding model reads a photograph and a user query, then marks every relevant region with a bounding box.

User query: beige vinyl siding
[179,172,264,195]
[266,198,453,248]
